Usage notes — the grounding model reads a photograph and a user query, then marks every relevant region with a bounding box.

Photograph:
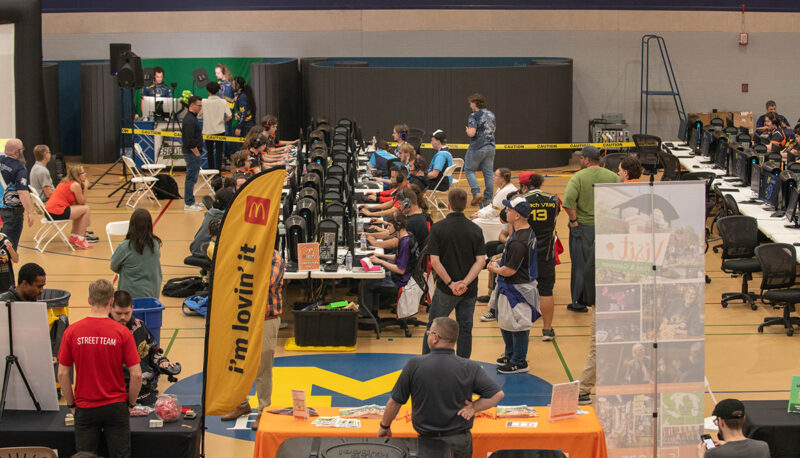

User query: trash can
[40,288,71,328]
[133,297,166,344]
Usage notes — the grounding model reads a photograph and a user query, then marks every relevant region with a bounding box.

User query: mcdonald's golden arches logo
[244,196,270,226]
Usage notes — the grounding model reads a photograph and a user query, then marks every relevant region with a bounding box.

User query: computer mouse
[793,242,800,247]
[692,165,700,168]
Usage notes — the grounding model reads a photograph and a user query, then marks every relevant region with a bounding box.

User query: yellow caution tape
[390,141,635,150]
[121,128,245,143]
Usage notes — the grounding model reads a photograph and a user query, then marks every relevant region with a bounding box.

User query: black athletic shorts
[49,206,71,220]
[536,258,556,297]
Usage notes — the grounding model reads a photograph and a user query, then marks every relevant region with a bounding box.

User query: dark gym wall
[0,0,44,166]
[307,58,573,169]
[250,59,300,141]
[42,63,60,155]
[80,62,120,164]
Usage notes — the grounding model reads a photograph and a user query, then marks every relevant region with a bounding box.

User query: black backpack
[152,174,181,200]
[162,276,205,297]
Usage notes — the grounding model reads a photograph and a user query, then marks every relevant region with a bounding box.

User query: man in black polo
[422,188,485,358]
[181,96,204,211]
[378,317,503,457]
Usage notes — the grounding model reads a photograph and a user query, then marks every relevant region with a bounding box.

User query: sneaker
[85,233,99,243]
[70,237,92,249]
[85,230,95,236]
[542,328,556,341]
[479,309,497,322]
[578,394,592,405]
[497,361,529,374]
[567,304,589,313]
[477,295,491,303]
[496,354,509,365]
[184,203,205,211]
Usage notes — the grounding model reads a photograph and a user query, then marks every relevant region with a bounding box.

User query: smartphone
[701,434,716,449]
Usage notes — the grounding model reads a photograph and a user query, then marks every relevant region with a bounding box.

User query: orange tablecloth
[254,406,608,458]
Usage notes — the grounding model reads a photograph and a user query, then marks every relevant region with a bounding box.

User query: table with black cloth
[743,400,800,458]
[0,405,200,458]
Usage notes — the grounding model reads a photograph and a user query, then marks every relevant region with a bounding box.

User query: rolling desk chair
[714,215,761,310]
[657,149,682,181]
[488,450,564,458]
[632,134,661,175]
[599,153,627,172]
[754,243,800,336]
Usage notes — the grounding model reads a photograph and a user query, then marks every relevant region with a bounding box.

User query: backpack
[152,174,181,200]
[162,276,205,297]
[182,295,208,317]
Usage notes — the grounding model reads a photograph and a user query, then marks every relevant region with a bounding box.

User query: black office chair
[489,450,564,458]
[657,149,682,181]
[632,134,661,175]
[714,215,761,310]
[407,135,423,154]
[600,153,627,172]
[788,162,800,173]
[755,243,800,336]
[409,128,426,139]
[722,194,741,217]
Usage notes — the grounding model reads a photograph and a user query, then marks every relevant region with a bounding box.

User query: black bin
[291,306,358,347]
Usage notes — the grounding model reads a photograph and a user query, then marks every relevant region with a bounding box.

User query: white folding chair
[451,157,464,184]
[121,156,161,208]
[198,168,220,196]
[29,186,74,252]
[106,220,129,255]
[426,164,457,218]
[134,143,166,176]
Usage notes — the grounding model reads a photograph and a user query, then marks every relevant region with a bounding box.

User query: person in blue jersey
[0,139,35,250]
[215,64,236,161]
[233,76,256,137]
[369,139,399,180]
[464,93,496,207]
[428,129,454,192]
[755,100,789,134]
[141,66,172,98]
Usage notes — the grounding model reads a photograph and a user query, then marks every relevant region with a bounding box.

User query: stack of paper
[339,405,385,419]
[496,405,539,418]
[311,416,362,428]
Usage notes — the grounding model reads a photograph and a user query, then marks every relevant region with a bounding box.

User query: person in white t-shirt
[202,81,232,171]
[469,168,517,242]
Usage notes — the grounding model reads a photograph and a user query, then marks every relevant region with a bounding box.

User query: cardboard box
[733,111,754,131]
[688,112,733,127]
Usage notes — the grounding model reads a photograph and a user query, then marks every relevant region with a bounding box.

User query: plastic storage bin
[133,297,166,344]
[292,306,358,347]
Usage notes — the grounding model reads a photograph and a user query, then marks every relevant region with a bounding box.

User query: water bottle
[360,232,367,251]
[371,135,377,147]
[345,251,353,271]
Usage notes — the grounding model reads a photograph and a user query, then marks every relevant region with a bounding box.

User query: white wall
[41,9,800,142]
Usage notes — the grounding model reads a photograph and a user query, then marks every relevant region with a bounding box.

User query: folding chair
[0,446,58,458]
[106,220,130,255]
[121,156,161,208]
[426,164,457,218]
[198,168,220,196]
[29,186,74,252]
[134,143,166,176]
[451,157,464,184]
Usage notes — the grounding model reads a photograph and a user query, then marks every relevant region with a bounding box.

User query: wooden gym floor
[25,158,800,457]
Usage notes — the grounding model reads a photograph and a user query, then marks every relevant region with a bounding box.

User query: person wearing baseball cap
[566,145,619,405]
[427,129,453,191]
[698,398,769,457]
[486,196,540,374]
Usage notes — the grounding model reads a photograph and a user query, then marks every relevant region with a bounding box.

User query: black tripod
[0,301,41,421]
[90,85,135,190]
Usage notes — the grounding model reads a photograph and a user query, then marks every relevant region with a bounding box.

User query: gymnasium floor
[28,159,800,456]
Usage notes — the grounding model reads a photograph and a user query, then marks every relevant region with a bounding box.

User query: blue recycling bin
[132,297,166,344]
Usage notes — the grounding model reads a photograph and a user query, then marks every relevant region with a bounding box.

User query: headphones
[400,131,407,141]
[252,130,267,149]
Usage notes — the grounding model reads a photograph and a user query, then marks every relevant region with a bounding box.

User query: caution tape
[121,128,245,143]
[389,141,635,150]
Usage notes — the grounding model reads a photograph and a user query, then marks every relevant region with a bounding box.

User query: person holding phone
[697,399,769,457]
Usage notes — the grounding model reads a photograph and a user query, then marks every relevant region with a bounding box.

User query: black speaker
[117,51,143,89]
[192,67,210,89]
[142,67,154,88]
[109,43,131,76]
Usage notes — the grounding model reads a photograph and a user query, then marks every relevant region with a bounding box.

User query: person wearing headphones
[369,139,399,184]
[761,112,787,153]
[408,156,430,192]
[363,165,409,204]
[233,76,256,137]
[367,186,431,251]
[261,115,299,154]
[361,211,415,315]
[392,124,410,155]
[782,125,800,163]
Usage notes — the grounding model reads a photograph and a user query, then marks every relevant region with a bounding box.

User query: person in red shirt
[58,279,142,458]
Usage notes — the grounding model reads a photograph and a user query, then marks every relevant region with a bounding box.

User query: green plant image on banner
[135,58,262,117]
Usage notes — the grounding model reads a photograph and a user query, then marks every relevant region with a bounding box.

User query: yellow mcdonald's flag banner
[203,166,285,416]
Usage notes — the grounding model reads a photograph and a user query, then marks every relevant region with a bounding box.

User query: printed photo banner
[594,182,706,458]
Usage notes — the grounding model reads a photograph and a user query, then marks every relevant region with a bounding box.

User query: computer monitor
[785,187,800,227]
[759,165,781,210]
[779,170,799,214]
[730,148,748,183]
[140,96,178,118]
[751,163,762,196]
[688,128,699,152]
